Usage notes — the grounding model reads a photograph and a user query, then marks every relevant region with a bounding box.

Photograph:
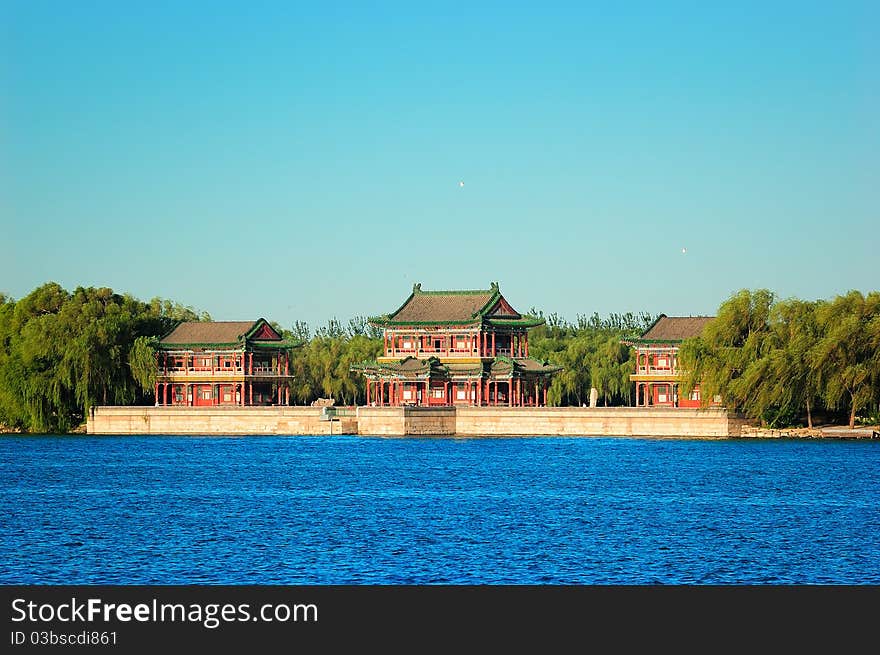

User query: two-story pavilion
[155,319,297,407]
[623,314,715,408]
[354,283,561,407]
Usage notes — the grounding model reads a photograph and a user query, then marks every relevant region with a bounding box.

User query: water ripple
[1,435,879,584]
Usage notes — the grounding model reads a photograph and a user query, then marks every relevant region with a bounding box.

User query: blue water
[1,435,879,584]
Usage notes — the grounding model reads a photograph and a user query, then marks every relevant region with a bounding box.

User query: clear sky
[2,1,878,328]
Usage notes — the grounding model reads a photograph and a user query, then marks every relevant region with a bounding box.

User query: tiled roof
[639,315,714,341]
[389,288,496,323]
[160,321,257,345]
[372,283,544,328]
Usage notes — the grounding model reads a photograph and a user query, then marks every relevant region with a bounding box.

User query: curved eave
[485,317,545,328]
[250,340,303,350]
[624,338,685,346]
[369,319,483,328]
[158,342,241,350]
[472,288,503,318]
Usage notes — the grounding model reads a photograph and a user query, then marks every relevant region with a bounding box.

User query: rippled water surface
[2,435,879,584]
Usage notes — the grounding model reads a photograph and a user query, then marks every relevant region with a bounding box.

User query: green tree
[679,289,775,415]
[813,291,880,428]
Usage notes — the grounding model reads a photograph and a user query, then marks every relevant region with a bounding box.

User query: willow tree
[765,299,824,428]
[590,336,634,406]
[813,291,880,428]
[129,336,159,395]
[0,282,211,431]
[679,289,775,414]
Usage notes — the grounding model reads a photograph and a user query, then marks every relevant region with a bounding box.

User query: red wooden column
[508,380,513,407]
[543,384,548,407]
[491,332,496,357]
[635,382,640,407]
[493,381,498,406]
[248,382,253,405]
[524,333,529,358]
[444,381,449,405]
[154,382,160,405]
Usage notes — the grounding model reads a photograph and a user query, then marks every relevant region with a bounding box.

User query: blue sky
[2,1,878,328]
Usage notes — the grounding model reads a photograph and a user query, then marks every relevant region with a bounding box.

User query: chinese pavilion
[353,283,561,407]
[623,314,716,408]
[154,319,297,407]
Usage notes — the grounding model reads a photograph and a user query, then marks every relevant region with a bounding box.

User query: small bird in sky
[459,180,465,187]
[681,247,687,254]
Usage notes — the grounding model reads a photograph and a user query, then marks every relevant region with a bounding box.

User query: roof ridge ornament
[413,283,422,293]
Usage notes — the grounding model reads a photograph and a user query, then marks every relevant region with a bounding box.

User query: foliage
[812,291,880,428]
[0,283,210,432]
[285,320,382,406]
[528,311,656,406]
[680,289,880,428]
[3,280,878,431]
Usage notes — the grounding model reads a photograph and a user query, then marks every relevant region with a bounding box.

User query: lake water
[2,435,878,584]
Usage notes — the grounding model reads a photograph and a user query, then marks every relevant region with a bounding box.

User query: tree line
[1,282,877,432]
[0,283,209,432]
[679,289,880,428]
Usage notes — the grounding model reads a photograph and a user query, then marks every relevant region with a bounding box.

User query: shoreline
[0,416,880,441]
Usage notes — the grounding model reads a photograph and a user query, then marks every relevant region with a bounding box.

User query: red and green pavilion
[622,314,716,408]
[154,318,300,407]
[353,283,561,407]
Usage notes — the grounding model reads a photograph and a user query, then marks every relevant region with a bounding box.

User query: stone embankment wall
[455,406,742,438]
[356,406,456,436]
[88,405,744,437]
[87,406,355,436]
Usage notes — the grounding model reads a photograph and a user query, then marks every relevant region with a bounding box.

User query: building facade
[624,314,716,408]
[354,283,561,407]
[155,319,296,407]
